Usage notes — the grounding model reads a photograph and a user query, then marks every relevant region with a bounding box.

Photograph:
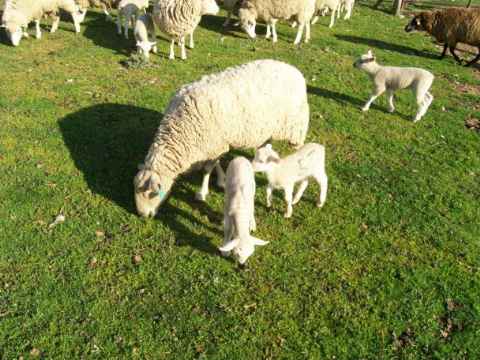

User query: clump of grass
[120,52,151,69]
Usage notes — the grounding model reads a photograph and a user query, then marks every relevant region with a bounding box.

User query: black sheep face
[405,16,424,32]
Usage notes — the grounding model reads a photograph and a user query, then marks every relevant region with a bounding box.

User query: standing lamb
[133,59,310,218]
[252,143,328,218]
[354,50,434,122]
[405,8,480,66]
[117,0,148,39]
[238,0,316,44]
[1,0,85,46]
[218,157,268,265]
[152,0,219,60]
[134,12,157,59]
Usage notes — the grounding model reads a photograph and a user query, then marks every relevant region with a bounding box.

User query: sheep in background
[134,12,157,59]
[134,59,310,218]
[152,0,219,60]
[354,50,434,122]
[340,0,354,20]
[311,0,341,28]
[117,0,148,39]
[1,0,85,46]
[222,0,239,27]
[252,143,328,218]
[218,157,268,265]
[238,0,316,45]
[75,0,120,20]
[405,8,480,66]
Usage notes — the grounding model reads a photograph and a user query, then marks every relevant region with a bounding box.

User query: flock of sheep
[1,0,480,264]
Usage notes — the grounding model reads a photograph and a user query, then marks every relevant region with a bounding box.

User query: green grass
[1,2,479,358]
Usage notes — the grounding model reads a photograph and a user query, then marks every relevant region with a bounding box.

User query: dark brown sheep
[405,8,480,66]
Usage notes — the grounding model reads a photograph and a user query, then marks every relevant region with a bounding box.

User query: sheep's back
[255,0,315,21]
[153,0,202,38]
[433,8,480,46]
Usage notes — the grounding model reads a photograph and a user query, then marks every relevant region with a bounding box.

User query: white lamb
[1,0,85,46]
[252,143,328,218]
[218,157,268,265]
[134,12,157,59]
[134,59,310,218]
[354,50,434,122]
[117,0,148,39]
[238,0,316,45]
[152,0,219,60]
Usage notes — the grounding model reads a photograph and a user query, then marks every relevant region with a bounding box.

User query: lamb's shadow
[335,34,439,60]
[307,85,365,108]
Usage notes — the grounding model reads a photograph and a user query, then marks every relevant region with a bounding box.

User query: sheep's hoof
[284,212,292,218]
[388,107,395,113]
[361,107,369,112]
[413,117,421,123]
[317,202,325,208]
[195,192,207,201]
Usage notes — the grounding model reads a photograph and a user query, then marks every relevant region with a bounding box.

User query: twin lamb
[220,143,328,265]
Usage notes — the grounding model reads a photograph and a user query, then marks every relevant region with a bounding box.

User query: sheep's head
[133,166,172,218]
[219,237,268,264]
[238,1,257,39]
[201,0,220,15]
[405,12,432,33]
[136,41,156,58]
[2,22,23,46]
[251,144,280,172]
[353,49,376,69]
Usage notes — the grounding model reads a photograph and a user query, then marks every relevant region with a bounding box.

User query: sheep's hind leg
[292,180,308,205]
[34,20,42,39]
[465,47,480,67]
[314,172,328,208]
[169,39,175,59]
[293,22,304,45]
[449,45,463,64]
[387,90,395,113]
[265,24,271,39]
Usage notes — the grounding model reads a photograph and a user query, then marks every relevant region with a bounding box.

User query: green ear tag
[156,189,166,200]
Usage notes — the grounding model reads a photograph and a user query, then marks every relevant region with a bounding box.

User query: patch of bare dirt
[465,118,480,132]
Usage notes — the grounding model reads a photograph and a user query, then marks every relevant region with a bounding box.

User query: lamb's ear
[265,144,272,150]
[251,237,268,246]
[219,239,239,252]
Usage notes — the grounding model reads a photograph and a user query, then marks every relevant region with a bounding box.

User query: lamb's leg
[215,162,226,189]
[344,4,352,19]
[465,47,480,67]
[265,24,271,39]
[387,90,395,113]
[196,161,217,201]
[223,11,232,27]
[414,91,433,122]
[169,39,175,59]
[292,180,308,205]
[314,172,328,208]
[362,86,385,112]
[283,184,294,218]
[293,22,304,45]
[266,185,273,208]
[179,36,187,60]
[449,45,463,64]
[34,20,42,39]
[271,20,278,43]
[305,22,311,43]
[188,33,194,49]
[221,215,234,256]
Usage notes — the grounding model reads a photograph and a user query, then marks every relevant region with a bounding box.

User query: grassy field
[1,1,479,358]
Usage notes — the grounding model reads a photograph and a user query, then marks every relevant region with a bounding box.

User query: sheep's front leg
[449,45,462,64]
[266,185,273,208]
[196,161,217,201]
[179,36,187,60]
[169,39,175,59]
[265,24,271,39]
[283,184,294,218]
[311,15,319,25]
[439,44,448,59]
[292,180,308,205]
[362,85,385,112]
[271,20,278,43]
[34,20,42,39]
[188,33,194,49]
[387,90,395,113]
[305,22,311,43]
[293,22,304,45]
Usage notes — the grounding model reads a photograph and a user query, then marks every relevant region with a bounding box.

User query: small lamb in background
[252,143,328,218]
[219,157,268,265]
[134,12,157,59]
[354,50,434,122]
[117,0,148,39]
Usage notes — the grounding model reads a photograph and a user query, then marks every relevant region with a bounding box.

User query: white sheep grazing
[340,0,354,20]
[133,59,310,218]
[252,143,328,218]
[238,0,316,45]
[310,0,341,28]
[218,157,268,265]
[152,0,219,60]
[134,12,157,58]
[1,0,85,46]
[116,0,148,39]
[354,50,434,122]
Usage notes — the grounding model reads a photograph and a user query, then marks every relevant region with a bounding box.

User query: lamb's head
[2,22,23,46]
[219,237,268,264]
[353,50,376,70]
[201,0,220,15]
[405,12,432,33]
[136,40,156,59]
[133,165,173,217]
[238,1,257,39]
[251,144,280,172]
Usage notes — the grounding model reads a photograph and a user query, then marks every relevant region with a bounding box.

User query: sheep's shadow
[335,34,439,60]
[200,14,268,40]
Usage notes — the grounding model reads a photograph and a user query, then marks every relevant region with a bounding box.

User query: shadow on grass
[200,14,268,40]
[308,85,365,107]
[335,34,438,60]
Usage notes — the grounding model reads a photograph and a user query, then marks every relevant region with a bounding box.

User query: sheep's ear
[265,144,272,150]
[252,237,268,246]
[219,239,239,252]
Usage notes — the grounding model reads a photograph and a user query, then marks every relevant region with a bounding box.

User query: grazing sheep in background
[1,0,85,46]
[252,143,328,218]
[311,0,341,28]
[340,0,354,20]
[222,0,239,27]
[134,12,157,59]
[218,157,268,265]
[152,0,219,60]
[405,8,480,66]
[354,50,434,122]
[238,0,316,45]
[75,0,120,20]
[117,0,148,39]
[134,59,310,218]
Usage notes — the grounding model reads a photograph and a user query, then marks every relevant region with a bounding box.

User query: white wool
[133,59,310,218]
[116,0,148,39]
[134,13,157,59]
[218,157,268,265]
[252,143,328,218]
[354,50,435,122]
